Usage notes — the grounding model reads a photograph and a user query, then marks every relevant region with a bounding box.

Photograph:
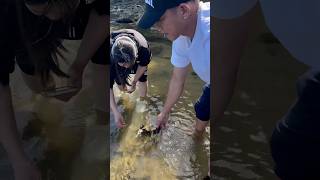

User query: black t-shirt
[110,29,151,88]
[0,0,108,86]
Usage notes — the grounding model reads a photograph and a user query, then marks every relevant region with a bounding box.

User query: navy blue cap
[138,0,190,29]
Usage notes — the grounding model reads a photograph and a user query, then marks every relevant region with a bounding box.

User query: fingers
[118,124,126,128]
[117,122,126,128]
[157,115,168,129]
[116,118,126,128]
[127,89,134,94]
[126,86,136,94]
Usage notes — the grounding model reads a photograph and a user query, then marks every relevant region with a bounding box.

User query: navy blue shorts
[194,84,210,121]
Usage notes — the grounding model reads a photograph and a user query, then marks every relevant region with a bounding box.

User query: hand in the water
[114,113,126,128]
[157,112,169,129]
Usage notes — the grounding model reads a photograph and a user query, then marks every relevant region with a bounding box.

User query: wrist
[131,80,137,86]
[161,109,170,116]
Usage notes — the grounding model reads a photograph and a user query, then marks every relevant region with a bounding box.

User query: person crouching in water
[110,29,152,128]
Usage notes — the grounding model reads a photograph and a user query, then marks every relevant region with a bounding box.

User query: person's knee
[137,81,147,89]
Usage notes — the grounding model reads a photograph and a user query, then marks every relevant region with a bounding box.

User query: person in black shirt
[0,0,108,179]
[110,29,152,128]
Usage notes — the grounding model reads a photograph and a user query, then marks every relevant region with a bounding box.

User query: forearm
[132,65,147,84]
[213,6,257,120]
[110,89,119,115]
[162,67,188,114]
[0,85,28,164]
[73,9,109,70]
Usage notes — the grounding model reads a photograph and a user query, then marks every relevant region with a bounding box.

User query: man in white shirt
[138,0,211,138]
[213,0,320,179]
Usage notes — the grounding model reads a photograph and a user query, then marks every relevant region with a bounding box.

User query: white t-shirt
[213,0,320,69]
[171,1,210,84]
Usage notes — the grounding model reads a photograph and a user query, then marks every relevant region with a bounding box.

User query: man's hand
[157,112,169,129]
[13,159,41,180]
[114,112,126,128]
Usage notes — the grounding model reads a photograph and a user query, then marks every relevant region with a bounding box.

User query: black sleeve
[91,0,109,16]
[137,47,152,67]
[0,1,18,86]
[0,37,16,86]
[0,73,10,86]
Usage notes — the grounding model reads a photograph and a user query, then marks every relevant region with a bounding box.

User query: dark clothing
[279,70,320,138]
[0,0,20,85]
[271,123,320,180]
[194,84,210,121]
[0,0,108,86]
[110,29,151,88]
[271,70,320,179]
[110,63,148,88]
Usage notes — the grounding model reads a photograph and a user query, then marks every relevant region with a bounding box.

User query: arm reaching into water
[110,89,126,128]
[0,85,41,180]
[157,66,189,129]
